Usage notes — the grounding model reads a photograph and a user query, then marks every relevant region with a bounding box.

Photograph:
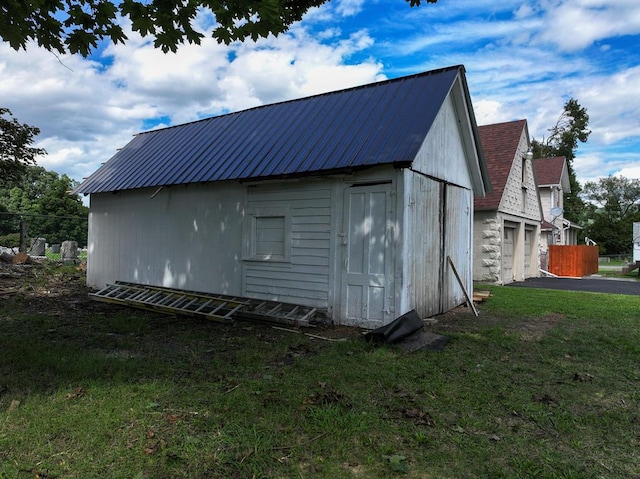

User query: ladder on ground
[90,281,321,326]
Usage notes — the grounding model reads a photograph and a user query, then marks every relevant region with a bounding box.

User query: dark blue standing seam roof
[75,65,464,195]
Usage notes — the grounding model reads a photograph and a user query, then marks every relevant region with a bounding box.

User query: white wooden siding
[412,94,474,190]
[402,172,444,318]
[401,170,473,317]
[242,182,332,308]
[400,89,477,317]
[443,184,473,310]
[86,183,244,293]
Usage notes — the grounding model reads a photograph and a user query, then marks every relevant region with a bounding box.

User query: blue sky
[1,0,639,189]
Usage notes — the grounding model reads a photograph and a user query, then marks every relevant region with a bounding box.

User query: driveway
[506,275,640,296]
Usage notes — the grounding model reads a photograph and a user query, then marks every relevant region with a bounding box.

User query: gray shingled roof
[76,65,473,194]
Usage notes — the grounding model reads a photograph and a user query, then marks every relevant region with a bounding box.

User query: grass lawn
[1,266,639,478]
[597,266,640,281]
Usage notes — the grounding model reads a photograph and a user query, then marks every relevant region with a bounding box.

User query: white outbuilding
[75,65,490,329]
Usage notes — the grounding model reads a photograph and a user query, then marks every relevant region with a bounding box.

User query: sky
[1,0,639,192]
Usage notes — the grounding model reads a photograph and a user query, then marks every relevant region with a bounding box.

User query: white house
[532,156,582,271]
[473,120,542,284]
[75,65,490,329]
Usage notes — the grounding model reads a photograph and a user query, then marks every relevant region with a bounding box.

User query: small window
[245,207,291,262]
[255,216,285,258]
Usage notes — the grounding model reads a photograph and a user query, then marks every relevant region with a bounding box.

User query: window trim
[243,207,292,262]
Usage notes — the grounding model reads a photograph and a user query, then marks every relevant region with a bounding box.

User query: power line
[0,212,88,220]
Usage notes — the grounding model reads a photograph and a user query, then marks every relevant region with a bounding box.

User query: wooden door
[524,229,532,277]
[341,183,395,327]
[502,227,515,283]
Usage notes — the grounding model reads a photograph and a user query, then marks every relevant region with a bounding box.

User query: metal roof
[76,65,467,194]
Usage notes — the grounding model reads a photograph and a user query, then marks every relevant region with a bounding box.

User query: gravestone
[61,240,78,261]
[29,237,46,256]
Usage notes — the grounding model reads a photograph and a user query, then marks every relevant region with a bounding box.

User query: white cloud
[473,99,505,125]
[573,153,611,184]
[540,0,640,51]
[336,0,366,17]
[616,165,640,180]
[575,146,640,185]
[387,0,640,187]
[576,66,640,145]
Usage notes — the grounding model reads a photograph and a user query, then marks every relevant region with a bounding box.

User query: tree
[0,165,89,246]
[0,203,17,235]
[532,98,591,224]
[0,108,47,187]
[1,0,438,57]
[581,176,640,255]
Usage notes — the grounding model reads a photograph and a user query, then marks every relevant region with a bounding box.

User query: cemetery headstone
[61,241,79,261]
[29,237,46,256]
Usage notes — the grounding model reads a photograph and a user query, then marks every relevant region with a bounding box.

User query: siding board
[402,171,444,318]
[243,181,332,306]
[245,270,328,284]
[246,284,328,301]
[443,184,472,310]
[86,183,245,293]
[292,216,332,225]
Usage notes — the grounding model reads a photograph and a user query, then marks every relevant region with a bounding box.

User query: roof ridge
[136,65,465,136]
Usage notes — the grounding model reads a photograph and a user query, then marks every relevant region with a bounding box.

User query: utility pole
[19,217,27,253]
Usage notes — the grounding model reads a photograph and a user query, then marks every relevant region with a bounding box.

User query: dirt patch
[0,263,561,346]
[505,313,563,342]
[427,305,563,342]
[0,262,363,345]
[0,262,112,318]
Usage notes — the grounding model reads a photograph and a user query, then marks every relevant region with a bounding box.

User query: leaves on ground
[302,382,351,409]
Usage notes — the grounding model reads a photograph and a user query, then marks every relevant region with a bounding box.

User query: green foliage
[1,0,438,57]
[0,0,440,57]
[0,203,18,235]
[0,108,46,187]
[532,98,591,224]
[0,165,89,246]
[0,232,20,247]
[581,176,640,254]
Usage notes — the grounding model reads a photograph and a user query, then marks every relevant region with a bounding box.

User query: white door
[524,229,532,277]
[502,227,515,283]
[341,183,395,327]
[442,184,472,311]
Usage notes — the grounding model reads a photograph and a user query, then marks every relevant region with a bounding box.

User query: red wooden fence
[548,245,599,277]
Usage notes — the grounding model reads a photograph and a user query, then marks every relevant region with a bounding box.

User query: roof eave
[451,68,491,197]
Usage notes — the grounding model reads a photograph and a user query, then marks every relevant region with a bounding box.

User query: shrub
[0,232,21,248]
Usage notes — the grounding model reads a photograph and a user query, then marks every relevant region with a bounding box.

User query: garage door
[524,229,533,277]
[502,227,515,283]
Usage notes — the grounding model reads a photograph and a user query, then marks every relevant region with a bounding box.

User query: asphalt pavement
[506,275,640,296]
